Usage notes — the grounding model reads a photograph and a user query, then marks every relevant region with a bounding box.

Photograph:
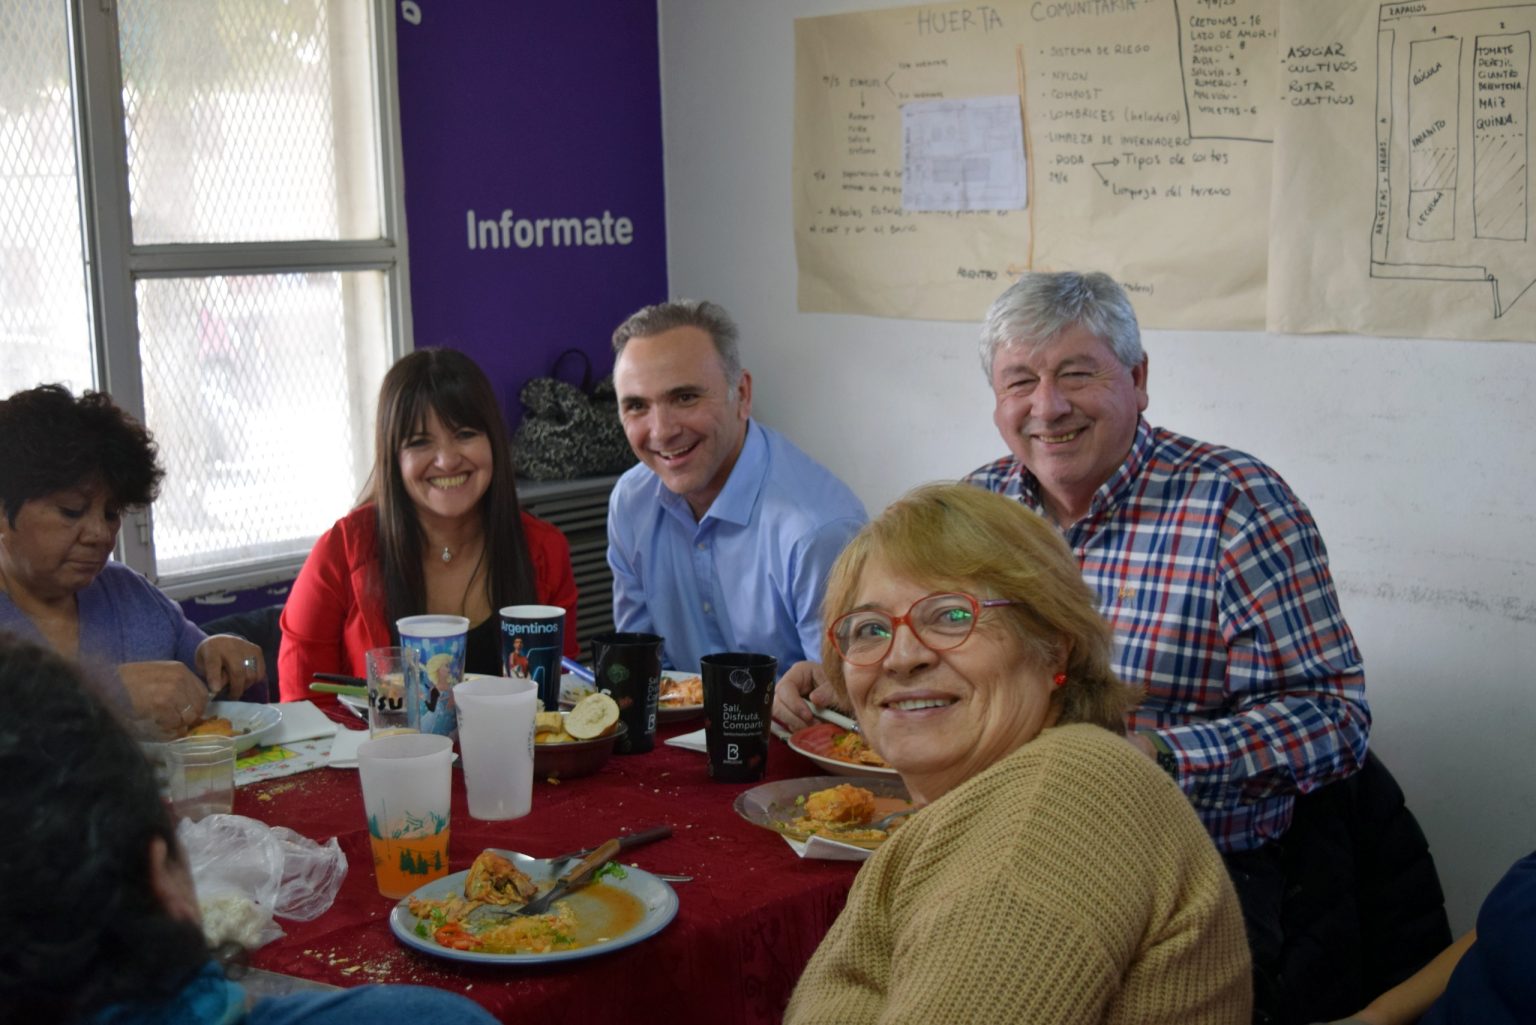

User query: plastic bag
[177,813,348,950]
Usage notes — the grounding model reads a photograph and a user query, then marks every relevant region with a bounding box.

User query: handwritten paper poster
[1268,0,1536,342]
[794,0,1277,328]
[794,4,1033,321]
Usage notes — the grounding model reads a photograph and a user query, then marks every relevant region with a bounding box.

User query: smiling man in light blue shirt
[607,300,866,676]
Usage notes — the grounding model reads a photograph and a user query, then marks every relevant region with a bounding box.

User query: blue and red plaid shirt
[965,418,1369,852]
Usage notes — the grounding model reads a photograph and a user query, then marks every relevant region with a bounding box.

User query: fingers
[197,636,266,700]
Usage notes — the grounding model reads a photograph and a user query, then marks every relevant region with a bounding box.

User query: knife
[811,704,862,734]
[547,825,671,870]
[515,837,622,917]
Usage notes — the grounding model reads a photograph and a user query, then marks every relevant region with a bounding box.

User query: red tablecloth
[240,719,859,1025]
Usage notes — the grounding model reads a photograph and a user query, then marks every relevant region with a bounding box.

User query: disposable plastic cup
[701,652,777,782]
[145,735,237,820]
[499,604,566,712]
[365,646,421,737]
[396,614,470,740]
[454,676,537,820]
[357,732,454,897]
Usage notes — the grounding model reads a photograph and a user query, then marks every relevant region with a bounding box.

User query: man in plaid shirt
[967,270,1368,1024]
[775,271,1369,1023]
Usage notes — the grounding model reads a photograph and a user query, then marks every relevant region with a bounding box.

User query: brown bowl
[533,718,627,780]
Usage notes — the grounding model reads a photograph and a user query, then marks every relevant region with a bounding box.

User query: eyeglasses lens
[834,593,979,665]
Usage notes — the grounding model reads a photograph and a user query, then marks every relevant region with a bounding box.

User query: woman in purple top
[0,385,263,735]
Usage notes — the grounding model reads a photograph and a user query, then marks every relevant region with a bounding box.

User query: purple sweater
[0,562,205,687]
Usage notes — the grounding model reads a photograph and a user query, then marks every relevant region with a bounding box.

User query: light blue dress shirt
[607,420,867,675]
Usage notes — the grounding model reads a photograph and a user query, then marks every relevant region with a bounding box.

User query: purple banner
[396,1,668,423]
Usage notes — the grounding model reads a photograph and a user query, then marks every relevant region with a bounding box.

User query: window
[0,0,410,595]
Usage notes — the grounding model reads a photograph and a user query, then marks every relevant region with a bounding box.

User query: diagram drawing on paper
[1374,1,1534,316]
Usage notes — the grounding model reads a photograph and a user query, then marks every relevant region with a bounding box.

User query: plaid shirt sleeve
[1138,458,1370,850]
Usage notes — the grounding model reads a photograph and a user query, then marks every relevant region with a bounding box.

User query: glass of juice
[356,732,454,898]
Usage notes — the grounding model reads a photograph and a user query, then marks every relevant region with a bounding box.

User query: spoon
[869,807,917,831]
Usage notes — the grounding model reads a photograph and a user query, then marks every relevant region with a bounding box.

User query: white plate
[389,849,678,964]
[785,723,899,777]
[657,669,704,723]
[338,693,368,720]
[557,672,593,708]
[734,775,913,850]
[204,701,282,753]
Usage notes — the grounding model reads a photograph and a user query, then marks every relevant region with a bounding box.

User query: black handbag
[513,348,636,480]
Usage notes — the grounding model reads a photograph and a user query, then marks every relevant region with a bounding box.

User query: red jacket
[278,504,579,704]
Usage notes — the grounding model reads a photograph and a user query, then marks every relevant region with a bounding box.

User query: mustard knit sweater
[785,723,1252,1025]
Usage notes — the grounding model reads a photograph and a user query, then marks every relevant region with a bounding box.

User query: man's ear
[735,369,753,421]
[148,835,202,927]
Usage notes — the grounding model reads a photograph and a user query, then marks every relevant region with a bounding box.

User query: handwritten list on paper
[794,0,1276,328]
[794,3,1033,321]
[793,0,1531,340]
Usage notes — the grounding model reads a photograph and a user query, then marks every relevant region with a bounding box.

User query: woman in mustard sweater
[785,484,1251,1025]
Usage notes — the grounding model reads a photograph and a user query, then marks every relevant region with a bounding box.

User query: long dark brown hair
[364,348,536,628]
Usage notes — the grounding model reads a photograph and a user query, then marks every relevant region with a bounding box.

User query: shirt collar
[658,419,764,529]
[1015,417,1153,522]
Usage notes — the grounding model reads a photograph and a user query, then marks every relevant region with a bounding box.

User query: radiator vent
[518,475,620,657]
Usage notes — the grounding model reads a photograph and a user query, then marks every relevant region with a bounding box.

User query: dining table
[237,711,866,1025]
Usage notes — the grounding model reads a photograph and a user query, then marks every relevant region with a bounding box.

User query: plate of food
[557,672,594,708]
[189,701,282,753]
[390,848,678,964]
[734,776,914,850]
[657,670,704,724]
[786,722,897,777]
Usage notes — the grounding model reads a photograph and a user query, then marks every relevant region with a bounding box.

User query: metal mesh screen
[0,0,95,395]
[137,272,388,577]
[118,0,382,244]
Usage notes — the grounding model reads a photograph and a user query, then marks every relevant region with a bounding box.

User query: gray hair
[612,299,744,386]
[978,271,1143,380]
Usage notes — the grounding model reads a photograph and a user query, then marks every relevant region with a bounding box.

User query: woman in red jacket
[278,349,578,704]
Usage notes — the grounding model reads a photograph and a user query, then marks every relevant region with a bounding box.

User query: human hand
[772,660,844,732]
[195,634,266,700]
[120,660,212,737]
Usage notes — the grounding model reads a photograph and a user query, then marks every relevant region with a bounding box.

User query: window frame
[65,0,412,599]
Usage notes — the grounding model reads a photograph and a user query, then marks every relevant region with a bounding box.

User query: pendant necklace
[441,545,452,563]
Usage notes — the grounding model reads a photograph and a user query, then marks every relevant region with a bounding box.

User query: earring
[1051,672,1067,688]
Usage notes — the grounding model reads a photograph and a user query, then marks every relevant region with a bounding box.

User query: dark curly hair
[0,637,209,1020]
[0,384,165,525]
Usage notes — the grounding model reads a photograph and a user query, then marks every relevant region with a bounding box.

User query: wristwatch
[1144,732,1179,781]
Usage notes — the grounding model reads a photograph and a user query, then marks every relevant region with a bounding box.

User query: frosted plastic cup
[499,604,566,712]
[365,646,421,737]
[454,675,537,820]
[145,735,236,820]
[701,652,778,782]
[396,614,470,740]
[356,732,454,898]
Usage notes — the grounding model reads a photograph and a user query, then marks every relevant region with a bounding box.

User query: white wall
[658,0,1536,933]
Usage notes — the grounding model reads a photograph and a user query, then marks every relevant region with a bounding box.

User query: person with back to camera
[0,385,265,736]
[783,483,1250,1024]
[774,271,1386,1023]
[606,299,866,676]
[0,634,499,1025]
[279,348,579,703]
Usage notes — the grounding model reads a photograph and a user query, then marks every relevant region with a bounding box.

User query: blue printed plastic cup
[499,604,566,712]
[396,615,470,739]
